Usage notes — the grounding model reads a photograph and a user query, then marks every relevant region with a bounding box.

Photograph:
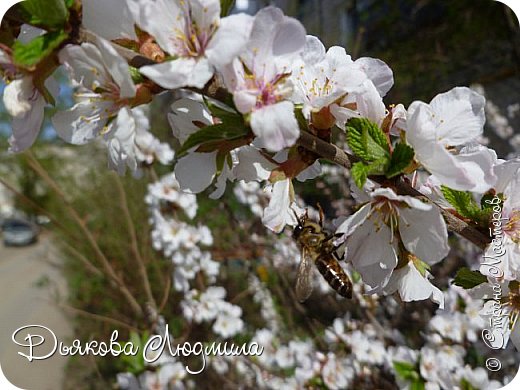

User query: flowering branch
[73,29,492,251]
[298,130,491,250]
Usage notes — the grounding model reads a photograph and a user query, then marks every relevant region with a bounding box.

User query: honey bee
[292,207,352,302]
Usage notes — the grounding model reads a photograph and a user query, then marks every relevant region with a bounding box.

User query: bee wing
[295,248,314,303]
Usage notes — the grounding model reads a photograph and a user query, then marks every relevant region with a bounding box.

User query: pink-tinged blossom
[221,6,306,151]
[137,0,253,89]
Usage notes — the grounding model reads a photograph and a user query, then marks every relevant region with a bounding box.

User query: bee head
[292,209,308,240]
[293,223,303,240]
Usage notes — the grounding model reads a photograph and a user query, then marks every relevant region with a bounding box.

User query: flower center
[247,72,291,109]
[504,210,520,244]
[372,197,401,226]
[171,6,217,58]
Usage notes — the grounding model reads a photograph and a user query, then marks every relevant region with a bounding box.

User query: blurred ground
[0,235,71,390]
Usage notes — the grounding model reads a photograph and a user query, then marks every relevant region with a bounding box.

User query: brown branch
[62,242,104,278]
[296,131,491,249]
[114,174,157,312]
[58,303,139,332]
[158,275,171,313]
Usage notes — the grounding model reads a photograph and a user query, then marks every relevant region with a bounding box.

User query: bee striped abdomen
[315,256,353,299]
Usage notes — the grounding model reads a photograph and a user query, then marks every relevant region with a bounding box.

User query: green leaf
[177,99,248,157]
[366,119,389,152]
[386,142,415,178]
[346,118,390,162]
[129,66,145,84]
[118,331,148,374]
[21,0,69,28]
[220,0,235,17]
[177,123,249,157]
[440,186,482,221]
[410,380,426,390]
[294,104,309,132]
[460,378,477,390]
[413,258,431,277]
[452,267,488,289]
[12,30,68,68]
[203,97,240,123]
[346,122,369,160]
[366,157,390,176]
[351,162,368,189]
[393,361,420,381]
[215,152,227,177]
[481,192,503,210]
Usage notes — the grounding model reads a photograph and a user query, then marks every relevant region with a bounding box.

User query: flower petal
[234,146,276,182]
[296,160,321,182]
[59,43,111,91]
[206,13,253,68]
[52,99,110,145]
[190,0,220,32]
[348,216,397,288]
[335,203,371,238]
[302,35,326,65]
[429,87,485,146]
[3,77,35,117]
[9,95,45,153]
[455,145,498,193]
[83,0,138,40]
[174,152,217,193]
[407,103,476,190]
[262,179,297,232]
[354,57,394,97]
[95,36,136,98]
[383,263,444,308]
[134,0,181,55]
[399,205,450,265]
[493,158,520,194]
[250,101,300,152]
[141,57,212,89]
[168,98,213,143]
[106,107,138,175]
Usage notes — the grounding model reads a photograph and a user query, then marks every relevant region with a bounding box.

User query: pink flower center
[171,6,217,58]
[246,72,289,109]
[504,210,520,244]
